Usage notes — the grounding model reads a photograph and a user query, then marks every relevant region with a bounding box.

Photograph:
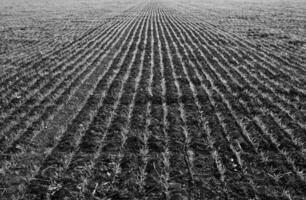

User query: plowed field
[1,0,306,199]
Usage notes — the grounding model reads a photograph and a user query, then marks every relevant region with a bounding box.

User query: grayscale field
[0,0,306,199]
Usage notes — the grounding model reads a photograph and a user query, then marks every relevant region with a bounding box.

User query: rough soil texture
[0,0,306,199]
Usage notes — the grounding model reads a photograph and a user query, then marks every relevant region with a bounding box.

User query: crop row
[2,1,305,199]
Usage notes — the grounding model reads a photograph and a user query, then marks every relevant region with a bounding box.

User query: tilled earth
[1,0,306,199]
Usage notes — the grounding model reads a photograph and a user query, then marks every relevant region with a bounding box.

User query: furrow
[0,20,119,121]
[180,15,306,98]
[178,15,306,158]
[0,19,129,152]
[167,8,306,198]
[0,20,113,98]
[157,6,201,199]
[8,8,144,199]
[191,14,306,77]
[153,6,171,199]
[161,6,258,199]
[33,11,146,199]
[0,5,141,86]
[86,11,150,198]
